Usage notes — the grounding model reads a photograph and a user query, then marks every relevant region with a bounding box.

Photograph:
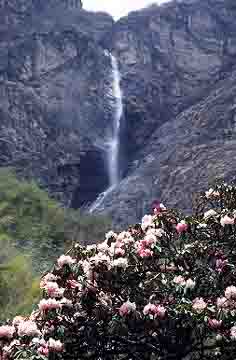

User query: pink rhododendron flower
[114,232,134,248]
[146,228,164,238]
[119,301,136,316]
[143,234,157,246]
[185,278,195,290]
[38,299,62,312]
[0,326,15,339]
[143,303,166,318]
[137,248,153,258]
[18,321,41,337]
[42,281,64,298]
[97,242,109,253]
[124,237,134,245]
[57,255,75,268]
[176,221,188,233]
[230,326,236,340]
[115,247,125,256]
[42,273,58,284]
[173,275,186,286]
[216,297,228,309]
[220,215,234,227]
[38,346,49,356]
[113,257,128,269]
[48,338,63,352]
[67,280,81,289]
[225,286,236,300]
[117,231,132,242]
[31,338,45,346]
[141,215,154,231]
[143,303,157,316]
[3,345,11,355]
[155,305,166,319]
[208,319,222,329]
[114,239,124,249]
[216,259,228,273]
[192,298,207,313]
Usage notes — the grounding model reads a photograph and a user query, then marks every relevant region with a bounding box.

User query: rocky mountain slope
[0,0,113,205]
[93,0,236,226]
[0,0,235,227]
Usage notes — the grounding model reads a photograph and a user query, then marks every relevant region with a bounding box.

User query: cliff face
[94,0,236,226]
[0,0,114,205]
[93,69,236,226]
[109,0,236,158]
[0,0,235,226]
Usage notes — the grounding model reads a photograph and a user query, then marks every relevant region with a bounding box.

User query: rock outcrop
[0,0,114,204]
[0,0,236,226]
[93,0,236,226]
[93,69,236,226]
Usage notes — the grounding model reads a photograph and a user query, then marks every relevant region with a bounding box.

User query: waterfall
[107,54,123,187]
[89,53,123,213]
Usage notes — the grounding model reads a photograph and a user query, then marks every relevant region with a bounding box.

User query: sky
[83,0,169,20]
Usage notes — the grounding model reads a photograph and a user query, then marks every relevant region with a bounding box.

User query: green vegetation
[0,168,111,319]
[0,237,40,320]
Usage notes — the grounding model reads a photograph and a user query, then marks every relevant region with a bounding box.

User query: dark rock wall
[0,0,236,226]
[94,69,236,227]
[94,0,236,226]
[0,0,114,205]
[108,0,236,161]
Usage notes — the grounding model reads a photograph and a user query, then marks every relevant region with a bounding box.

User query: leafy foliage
[0,168,111,319]
[0,168,111,272]
[0,182,235,359]
[0,234,40,320]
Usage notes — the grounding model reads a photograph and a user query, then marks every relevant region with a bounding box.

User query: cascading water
[89,53,123,213]
[107,54,123,187]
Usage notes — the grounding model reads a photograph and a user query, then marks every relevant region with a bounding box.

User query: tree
[0,183,235,360]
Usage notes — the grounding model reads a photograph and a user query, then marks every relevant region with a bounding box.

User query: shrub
[0,234,40,321]
[0,183,236,360]
[0,168,111,320]
[0,168,111,272]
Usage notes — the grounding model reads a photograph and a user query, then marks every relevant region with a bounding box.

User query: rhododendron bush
[0,183,236,360]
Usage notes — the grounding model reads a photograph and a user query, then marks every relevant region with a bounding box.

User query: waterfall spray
[107,54,123,186]
[89,53,123,213]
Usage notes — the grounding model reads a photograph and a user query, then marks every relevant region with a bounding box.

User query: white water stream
[89,53,123,213]
[107,54,123,187]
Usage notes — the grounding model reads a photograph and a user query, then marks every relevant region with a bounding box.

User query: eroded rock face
[107,0,236,160]
[92,69,236,227]
[0,0,236,226]
[92,0,236,226]
[0,0,114,205]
